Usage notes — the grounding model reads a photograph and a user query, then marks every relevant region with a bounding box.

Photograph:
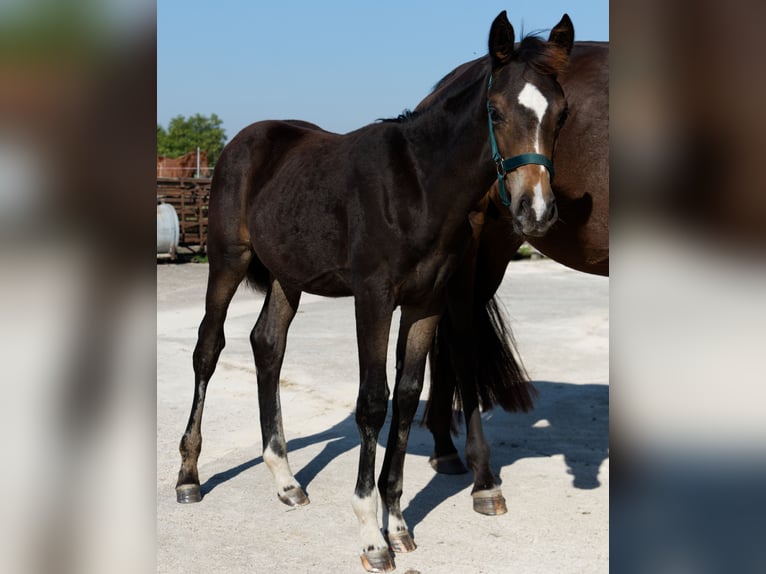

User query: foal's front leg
[379,306,441,554]
[351,291,395,572]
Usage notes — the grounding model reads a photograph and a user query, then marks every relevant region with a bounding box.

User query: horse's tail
[425,294,536,434]
[474,296,536,412]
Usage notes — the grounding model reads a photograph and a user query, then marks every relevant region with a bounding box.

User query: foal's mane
[378,109,419,124]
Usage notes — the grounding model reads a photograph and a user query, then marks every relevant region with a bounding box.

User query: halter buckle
[494,156,506,177]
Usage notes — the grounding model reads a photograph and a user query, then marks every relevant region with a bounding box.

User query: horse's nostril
[547,202,558,222]
[519,196,531,215]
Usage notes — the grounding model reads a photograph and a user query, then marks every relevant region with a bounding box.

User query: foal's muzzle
[514,190,558,237]
[504,163,558,237]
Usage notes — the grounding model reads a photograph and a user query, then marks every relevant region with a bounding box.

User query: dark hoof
[472,488,507,516]
[176,484,202,503]
[360,548,395,572]
[386,530,417,553]
[277,486,310,507]
[428,452,469,475]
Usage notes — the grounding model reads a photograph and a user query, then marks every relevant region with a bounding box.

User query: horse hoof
[176,484,202,503]
[428,452,468,475]
[360,548,395,572]
[472,488,507,515]
[386,530,417,553]
[278,486,309,507]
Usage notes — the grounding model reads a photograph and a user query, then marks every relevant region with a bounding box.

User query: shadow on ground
[196,380,608,533]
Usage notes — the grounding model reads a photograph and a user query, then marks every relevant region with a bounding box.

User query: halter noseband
[487,75,555,208]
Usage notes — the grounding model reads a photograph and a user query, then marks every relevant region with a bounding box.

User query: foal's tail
[245,256,272,293]
[426,295,536,433]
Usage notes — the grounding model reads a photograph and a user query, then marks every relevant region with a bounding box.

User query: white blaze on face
[517,82,551,220]
[517,82,548,147]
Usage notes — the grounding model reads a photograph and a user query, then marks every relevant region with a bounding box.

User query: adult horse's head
[178,149,210,177]
[196,149,210,177]
[487,11,573,237]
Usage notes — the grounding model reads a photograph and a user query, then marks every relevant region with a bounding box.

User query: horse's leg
[379,305,441,554]
[176,245,252,503]
[351,288,396,572]
[425,313,469,475]
[431,213,525,515]
[426,294,508,516]
[424,210,488,476]
[459,223,527,515]
[444,293,509,516]
[462,393,507,516]
[250,279,307,506]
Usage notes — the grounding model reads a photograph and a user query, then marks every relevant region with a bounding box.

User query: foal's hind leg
[379,306,440,554]
[176,246,251,503]
[250,279,306,506]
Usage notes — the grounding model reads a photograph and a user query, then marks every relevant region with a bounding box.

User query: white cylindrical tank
[157,202,180,258]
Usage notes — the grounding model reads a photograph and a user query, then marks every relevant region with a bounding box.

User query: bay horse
[421,42,608,514]
[175,11,574,572]
[157,149,209,178]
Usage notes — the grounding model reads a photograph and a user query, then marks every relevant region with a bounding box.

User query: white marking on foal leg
[352,493,387,551]
[385,510,409,537]
[263,445,300,493]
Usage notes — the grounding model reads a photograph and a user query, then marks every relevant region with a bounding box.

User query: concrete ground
[157,259,608,574]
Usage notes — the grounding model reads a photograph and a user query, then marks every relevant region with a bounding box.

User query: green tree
[157,124,168,149]
[157,113,226,165]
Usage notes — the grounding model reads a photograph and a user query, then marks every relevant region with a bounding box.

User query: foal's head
[486,11,573,237]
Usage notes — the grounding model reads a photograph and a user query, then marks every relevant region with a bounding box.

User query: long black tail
[474,296,536,411]
[245,254,271,293]
[425,294,536,434]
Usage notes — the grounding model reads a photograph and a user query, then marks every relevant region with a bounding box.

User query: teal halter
[487,75,555,208]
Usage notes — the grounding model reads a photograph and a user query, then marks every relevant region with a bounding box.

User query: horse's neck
[404,83,496,227]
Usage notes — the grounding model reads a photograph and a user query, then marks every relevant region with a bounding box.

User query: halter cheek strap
[487,75,555,208]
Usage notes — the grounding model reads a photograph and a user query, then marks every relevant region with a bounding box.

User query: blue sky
[158,1,608,141]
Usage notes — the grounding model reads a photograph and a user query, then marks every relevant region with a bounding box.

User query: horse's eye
[558,107,569,128]
[488,106,503,123]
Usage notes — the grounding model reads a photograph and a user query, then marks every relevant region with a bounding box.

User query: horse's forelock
[516,35,569,77]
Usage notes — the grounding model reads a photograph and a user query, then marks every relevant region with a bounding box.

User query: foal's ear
[548,14,574,56]
[489,10,515,67]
